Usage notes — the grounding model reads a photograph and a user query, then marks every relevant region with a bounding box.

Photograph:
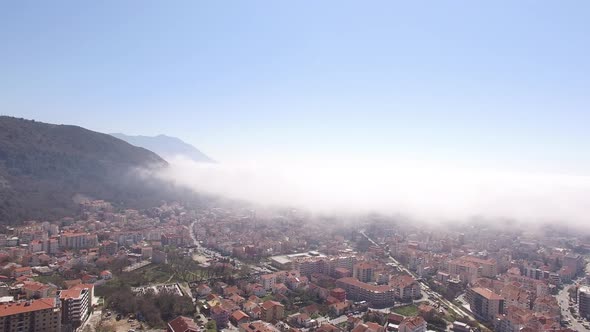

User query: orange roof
[59,288,82,299]
[70,283,94,292]
[22,281,49,292]
[231,310,249,321]
[168,315,199,332]
[261,300,283,310]
[0,298,57,317]
[400,316,426,329]
[211,304,227,314]
[472,287,504,301]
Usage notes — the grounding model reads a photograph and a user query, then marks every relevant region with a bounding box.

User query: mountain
[0,116,188,224]
[110,133,214,163]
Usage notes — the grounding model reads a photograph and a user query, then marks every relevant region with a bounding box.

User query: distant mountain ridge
[110,133,214,163]
[0,116,191,224]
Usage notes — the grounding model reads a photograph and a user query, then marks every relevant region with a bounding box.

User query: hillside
[0,116,182,224]
[110,133,214,163]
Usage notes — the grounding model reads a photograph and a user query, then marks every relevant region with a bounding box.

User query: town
[0,199,587,332]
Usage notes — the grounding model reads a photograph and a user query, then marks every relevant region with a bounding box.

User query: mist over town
[1,2,590,332]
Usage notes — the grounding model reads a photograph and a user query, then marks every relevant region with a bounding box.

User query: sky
[1,1,589,174]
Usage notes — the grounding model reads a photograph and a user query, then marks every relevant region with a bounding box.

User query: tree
[206,320,217,332]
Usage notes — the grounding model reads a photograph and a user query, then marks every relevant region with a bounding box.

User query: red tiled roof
[471,287,503,301]
[59,288,82,300]
[168,315,199,332]
[400,316,426,329]
[0,298,57,317]
[231,310,249,321]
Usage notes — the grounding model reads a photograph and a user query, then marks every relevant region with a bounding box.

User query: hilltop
[111,133,214,163]
[0,116,186,224]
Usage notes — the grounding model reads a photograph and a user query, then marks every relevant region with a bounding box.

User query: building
[59,232,98,249]
[231,310,250,325]
[99,240,118,255]
[398,316,427,332]
[467,287,504,322]
[162,233,184,247]
[167,315,199,332]
[452,321,470,332]
[330,288,346,302]
[152,249,168,264]
[448,256,498,283]
[210,304,229,328]
[239,320,280,332]
[353,262,375,282]
[260,274,276,291]
[579,286,590,319]
[564,253,584,276]
[59,285,91,329]
[389,275,421,302]
[260,300,284,322]
[22,281,54,299]
[0,297,61,332]
[336,277,395,308]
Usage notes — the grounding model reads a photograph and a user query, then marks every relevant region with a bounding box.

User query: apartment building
[448,256,497,283]
[0,298,61,332]
[260,300,284,322]
[294,255,357,278]
[579,286,590,319]
[389,275,421,302]
[353,262,375,282]
[467,287,505,322]
[336,277,395,308]
[59,232,98,249]
[59,285,90,329]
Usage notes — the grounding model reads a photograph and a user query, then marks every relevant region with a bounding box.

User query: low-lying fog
[154,157,590,225]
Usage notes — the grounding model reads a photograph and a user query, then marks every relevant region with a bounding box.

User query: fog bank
[155,157,590,225]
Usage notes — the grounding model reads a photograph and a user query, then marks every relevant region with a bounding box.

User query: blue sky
[1,1,589,173]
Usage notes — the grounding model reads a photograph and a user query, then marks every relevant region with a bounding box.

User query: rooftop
[0,298,57,317]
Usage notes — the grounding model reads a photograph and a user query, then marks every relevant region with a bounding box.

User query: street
[360,230,485,330]
[557,283,589,331]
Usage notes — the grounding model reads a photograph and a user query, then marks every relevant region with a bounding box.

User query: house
[318,323,342,332]
[12,267,32,278]
[250,283,267,297]
[289,313,314,328]
[351,322,383,332]
[81,274,97,284]
[239,320,280,332]
[99,270,112,280]
[231,310,250,325]
[229,293,245,306]
[330,301,351,316]
[223,285,241,297]
[399,316,426,332]
[261,300,285,322]
[168,315,199,332]
[196,284,212,297]
[22,281,54,299]
[211,304,230,328]
[417,303,435,320]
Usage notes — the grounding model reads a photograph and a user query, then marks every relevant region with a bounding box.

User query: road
[360,230,486,330]
[557,283,589,331]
